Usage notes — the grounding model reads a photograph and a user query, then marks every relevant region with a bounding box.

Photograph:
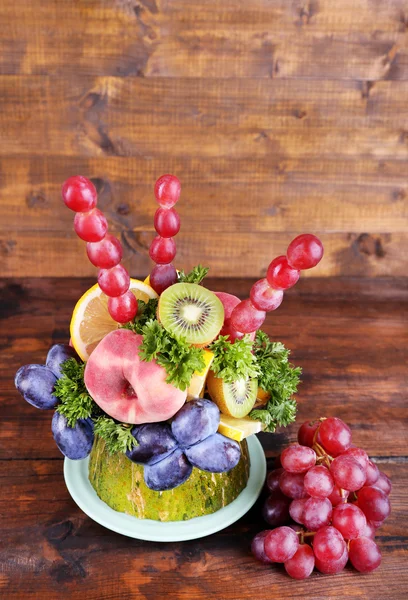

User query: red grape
[98,264,130,297]
[374,472,392,496]
[149,236,176,265]
[286,234,324,270]
[315,546,348,575]
[302,497,332,530]
[313,526,345,562]
[251,530,273,564]
[250,279,283,312]
[279,471,308,499]
[332,503,367,540]
[86,234,122,269]
[264,526,299,563]
[365,460,380,485]
[284,544,315,580]
[263,492,290,527]
[328,484,349,506]
[370,519,384,528]
[330,456,366,491]
[361,520,377,540]
[62,176,97,212]
[289,498,307,524]
[304,465,334,498]
[281,444,316,473]
[154,207,180,238]
[230,299,266,334]
[154,174,181,208]
[74,208,108,242]
[319,417,352,456]
[357,486,391,522]
[266,468,285,494]
[149,263,178,295]
[266,256,300,290]
[342,446,369,472]
[297,420,319,448]
[349,537,381,573]
[224,327,245,342]
[108,291,137,323]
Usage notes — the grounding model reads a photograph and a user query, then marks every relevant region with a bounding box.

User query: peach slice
[84,329,186,424]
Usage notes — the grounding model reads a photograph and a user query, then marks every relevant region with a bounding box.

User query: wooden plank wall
[0,0,407,278]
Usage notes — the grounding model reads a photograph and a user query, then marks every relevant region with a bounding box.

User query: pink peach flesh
[84,329,186,424]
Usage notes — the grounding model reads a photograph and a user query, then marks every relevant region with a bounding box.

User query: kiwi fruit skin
[158,283,224,347]
[206,370,258,418]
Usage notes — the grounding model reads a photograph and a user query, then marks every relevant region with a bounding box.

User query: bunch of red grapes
[230,234,324,336]
[252,417,391,579]
[62,176,137,323]
[149,174,181,295]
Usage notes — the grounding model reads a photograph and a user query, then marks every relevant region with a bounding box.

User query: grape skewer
[230,234,324,335]
[148,174,181,295]
[62,175,137,323]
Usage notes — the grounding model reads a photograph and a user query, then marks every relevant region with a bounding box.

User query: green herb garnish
[93,416,136,454]
[121,298,159,334]
[178,264,209,284]
[249,330,301,432]
[209,335,260,383]
[54,359,99,427]
[139,320,206,391]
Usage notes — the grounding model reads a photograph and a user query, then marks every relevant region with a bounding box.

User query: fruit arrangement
[15,174,323,501]
[252,417,391,577]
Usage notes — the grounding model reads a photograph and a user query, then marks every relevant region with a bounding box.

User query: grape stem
[296,530,317,544]
[340,488,348,500]
[312,441,333,469]
[312,417,327,447]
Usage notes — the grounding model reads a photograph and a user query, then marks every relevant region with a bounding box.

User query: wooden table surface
[0,277,407,599]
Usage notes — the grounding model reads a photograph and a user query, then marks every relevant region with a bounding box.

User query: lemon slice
[186,350,214,400]
[218,415,264,442]
[70,279,158,361]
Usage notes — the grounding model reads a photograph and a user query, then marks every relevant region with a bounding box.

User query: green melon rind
[88,435,250,522]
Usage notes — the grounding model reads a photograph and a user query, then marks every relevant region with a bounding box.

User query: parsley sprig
[249,331,301,432]
[209,335,260,383]
[94,416,136,454]
[178,265,209,284]
[121,298,159,335]
[54,359,99,427]
[139,320,206,391]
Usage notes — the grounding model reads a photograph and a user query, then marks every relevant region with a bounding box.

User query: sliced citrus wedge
[218,414,264,442]
[186,350,214,400]
[70,279,158,361]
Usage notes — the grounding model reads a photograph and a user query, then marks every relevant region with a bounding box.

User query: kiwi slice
[158,283,224,346]
[207,371,258,418]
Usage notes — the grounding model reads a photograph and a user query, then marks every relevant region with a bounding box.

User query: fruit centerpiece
[15,174,324,523]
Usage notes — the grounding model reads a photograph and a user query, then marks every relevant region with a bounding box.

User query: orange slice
[70,279,158,361]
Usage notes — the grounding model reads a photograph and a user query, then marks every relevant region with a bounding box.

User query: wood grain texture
[2,77,408,159]
[1,156,407,234]
[0,0,407,278]
[0,0,407,80]
[1,230,407,278]
[0,277,407,599]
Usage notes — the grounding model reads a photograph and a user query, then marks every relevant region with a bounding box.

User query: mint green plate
[64,435,266,542]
